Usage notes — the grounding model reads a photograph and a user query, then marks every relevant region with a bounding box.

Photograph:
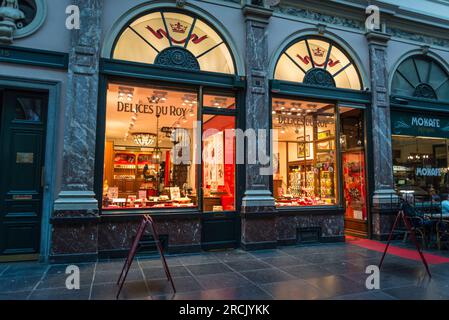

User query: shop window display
[393,136,449,199]
[102,82,199,210]
[102,82,237,212]
[272,97,338,207]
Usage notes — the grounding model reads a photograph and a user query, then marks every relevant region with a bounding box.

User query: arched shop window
[274,37,362,90]
[272,37,368,225]
[391,55,449,101]
[101,11,238,213]
[391,56,449,202]
[113,10,235,74]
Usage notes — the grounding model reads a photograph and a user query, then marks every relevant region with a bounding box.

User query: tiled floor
[1,241,449,300]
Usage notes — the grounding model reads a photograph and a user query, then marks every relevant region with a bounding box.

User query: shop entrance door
[0,89,47,261]
[340,106,369,238]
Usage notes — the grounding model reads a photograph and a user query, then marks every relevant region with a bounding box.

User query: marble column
[241,1,277,249]
[366,31,399,239]
[51,0,103,261]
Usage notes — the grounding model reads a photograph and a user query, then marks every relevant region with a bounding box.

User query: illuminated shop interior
[272,98,367,221]
[102,82,236,211]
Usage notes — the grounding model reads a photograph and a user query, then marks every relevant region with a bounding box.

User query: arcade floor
[1,240,449,300]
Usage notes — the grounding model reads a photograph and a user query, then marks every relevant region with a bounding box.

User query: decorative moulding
[14,0,47,39]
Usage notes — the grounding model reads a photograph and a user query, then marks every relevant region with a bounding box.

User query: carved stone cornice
[366,31,391,47]
[242,4,273,24]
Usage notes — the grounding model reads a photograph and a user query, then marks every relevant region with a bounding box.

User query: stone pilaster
[51,0,103,262]
[366,31,399,240]
[241,1,277,249]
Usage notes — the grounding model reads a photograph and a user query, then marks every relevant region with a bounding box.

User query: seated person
[441,194,449,218]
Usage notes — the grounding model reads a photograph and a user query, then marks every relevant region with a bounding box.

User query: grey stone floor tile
[93,280,150,300]
[321,261,367,275]
[281,264,333,279]
[142,266,190,280]
[306,274,368,298]
[95,261,138,272]
[261,279,325,300]
[147,276,201,295]
[0,291,31,300]
[259,255,308,267]
[29,288,90,300]
[138,257,182,268]
[195,272,253,290]
[332,290,397,300]
[249,249,289,258]
[93,269,144,284]
[179,254,220,266]
[240,268,295,285]
[37,272,93,290]
[186,263,233,276]
[0,276,42,293]
[1,263,49,277]
[383,285,449,300]
[224,259,272,271]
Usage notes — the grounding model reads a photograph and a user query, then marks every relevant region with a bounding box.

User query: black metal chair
[436,220,449,250]
[402,201,429,248]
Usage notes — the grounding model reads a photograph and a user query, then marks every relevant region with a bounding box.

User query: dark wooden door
[0,90,47,258]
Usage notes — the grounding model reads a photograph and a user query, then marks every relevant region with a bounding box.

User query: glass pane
[274,38,362,90]
[113,11,235,75]
[103,81,198,210]
[274,54,306,83]
[161,12,194,47]
[393,136,449,209]
[202,114,235,212]
[15,97,42,121]
[273,97,337,207]
[203,92,236,109]
[113,12,167,64]
[340,107,367,221]
[190,19,235,74]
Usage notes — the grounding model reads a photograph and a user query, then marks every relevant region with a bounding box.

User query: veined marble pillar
[241,2,277,249]
[366,31,399,239]
[51,0,103,261]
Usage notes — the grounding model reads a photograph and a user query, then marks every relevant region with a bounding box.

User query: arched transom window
[274,37,362,90]
[113,10,235,74]
[392,55,449,101]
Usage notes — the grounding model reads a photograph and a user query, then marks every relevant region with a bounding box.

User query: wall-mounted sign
[16,152,34,164]
[392,111,449,138]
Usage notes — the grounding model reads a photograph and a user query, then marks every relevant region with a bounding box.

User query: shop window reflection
[272,98,338,207]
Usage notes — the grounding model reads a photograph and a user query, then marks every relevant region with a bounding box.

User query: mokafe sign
[391,111,449,138]
[117,101,188,117]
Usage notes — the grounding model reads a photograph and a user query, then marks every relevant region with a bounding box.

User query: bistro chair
[402,201,428,248]
[436,220,449,250]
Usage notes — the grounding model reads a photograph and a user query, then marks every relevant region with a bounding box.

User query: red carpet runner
[347,236,449,265]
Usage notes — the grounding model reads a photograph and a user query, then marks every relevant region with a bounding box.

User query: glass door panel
[202,114,235,212]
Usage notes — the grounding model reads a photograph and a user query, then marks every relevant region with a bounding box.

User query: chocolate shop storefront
[5,0,449,263]
[49,3,373,263]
